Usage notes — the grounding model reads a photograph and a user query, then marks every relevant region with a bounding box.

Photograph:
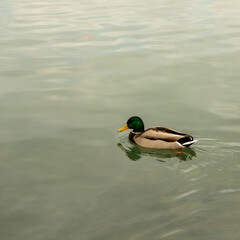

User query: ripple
[219,188,240,194]
[175,189,199,200]
[159,229,185,239]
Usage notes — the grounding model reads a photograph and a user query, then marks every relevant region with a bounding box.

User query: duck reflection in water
[117,143,197,162]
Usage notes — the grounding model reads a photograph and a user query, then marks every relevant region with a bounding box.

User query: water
[0,0,240,239]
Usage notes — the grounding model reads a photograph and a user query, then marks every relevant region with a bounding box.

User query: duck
[117,116,198,150]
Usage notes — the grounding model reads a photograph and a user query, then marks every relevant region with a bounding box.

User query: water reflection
[117,143,196,162]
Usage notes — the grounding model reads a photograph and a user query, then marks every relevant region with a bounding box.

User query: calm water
[0,0,240,239]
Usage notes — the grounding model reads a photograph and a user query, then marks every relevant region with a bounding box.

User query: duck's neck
[132,130,143,134]
[129,132,136,143]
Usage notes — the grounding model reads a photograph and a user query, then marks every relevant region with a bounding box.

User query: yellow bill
[117,124,129,132]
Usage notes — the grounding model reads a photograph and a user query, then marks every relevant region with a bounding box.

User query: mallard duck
[117,116,197,149]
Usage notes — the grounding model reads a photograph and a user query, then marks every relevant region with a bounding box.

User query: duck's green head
[117,116,144,133]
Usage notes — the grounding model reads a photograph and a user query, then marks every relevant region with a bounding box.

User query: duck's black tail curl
[177,136,198,147]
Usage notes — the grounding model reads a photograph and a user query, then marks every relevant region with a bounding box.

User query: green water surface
[0,0,240,239]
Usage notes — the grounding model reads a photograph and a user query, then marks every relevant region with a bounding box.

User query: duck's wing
[140,127,191,142]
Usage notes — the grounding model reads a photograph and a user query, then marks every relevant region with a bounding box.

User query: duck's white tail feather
[182,139,198,146]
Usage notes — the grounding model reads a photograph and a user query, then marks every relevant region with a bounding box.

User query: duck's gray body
[129,127,197,149]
